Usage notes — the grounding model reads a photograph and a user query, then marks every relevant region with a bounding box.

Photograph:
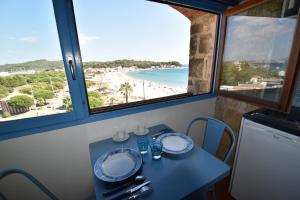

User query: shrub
[33,89,55,102]
[2,111,11,118]
[88,91,100,99]
[51,77,64,82]
[19,87,32,95]
[0,85,9,99]
[32,83,52,91]
[8,95,34,108]
[35,77,51,83]
[7,87,14,93]
[63,96,73,111]
[88,97,103,109]
[0,75,27,88]
[52,82,64,90]
[85,80,96,88]
[36,97,46,107]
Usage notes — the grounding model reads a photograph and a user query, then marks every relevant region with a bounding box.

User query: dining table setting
[89,124,230,200]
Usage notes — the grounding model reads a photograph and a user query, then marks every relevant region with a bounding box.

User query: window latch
[68,57,76,80]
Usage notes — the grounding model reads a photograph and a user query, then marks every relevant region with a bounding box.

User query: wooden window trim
[216,0,300,111]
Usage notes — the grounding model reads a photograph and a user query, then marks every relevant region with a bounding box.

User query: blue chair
[0,168,59,200]
[186,116,236,162]
[186,117,237,200]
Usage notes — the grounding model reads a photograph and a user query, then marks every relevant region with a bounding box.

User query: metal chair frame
[0,168,59,200]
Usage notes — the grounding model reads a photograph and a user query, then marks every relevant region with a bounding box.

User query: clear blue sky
[0,0,190,65]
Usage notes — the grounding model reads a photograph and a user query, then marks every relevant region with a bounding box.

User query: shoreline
[86,67,187,105]
[1,67,188,121]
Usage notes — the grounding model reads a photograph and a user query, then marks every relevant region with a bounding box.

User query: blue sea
[127,66,188,88]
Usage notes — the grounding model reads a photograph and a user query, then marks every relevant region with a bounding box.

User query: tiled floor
[186,175,235,200]
[214,175,234,200]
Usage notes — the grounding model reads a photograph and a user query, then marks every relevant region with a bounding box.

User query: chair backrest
[186,117,236,162]
[0,168,59,200]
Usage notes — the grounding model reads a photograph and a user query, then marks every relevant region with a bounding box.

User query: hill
[0,60,64,72]
[0,59,182,72]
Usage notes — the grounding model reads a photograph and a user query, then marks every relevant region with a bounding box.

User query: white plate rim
[157,133,194,154]
[94,148,142,182]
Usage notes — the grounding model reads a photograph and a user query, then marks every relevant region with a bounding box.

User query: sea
[127,66,188,88]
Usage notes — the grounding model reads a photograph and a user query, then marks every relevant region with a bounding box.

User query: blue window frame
[0,0,224,140]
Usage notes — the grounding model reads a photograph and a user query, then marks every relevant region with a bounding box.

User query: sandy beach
[86,67,187,105]
[0,67,187,121]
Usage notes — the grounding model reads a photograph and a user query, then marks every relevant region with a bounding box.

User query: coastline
[0,66,188,121]
[86,67,187,105]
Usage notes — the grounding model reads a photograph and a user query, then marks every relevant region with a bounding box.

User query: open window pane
[0,0,73,121]
[220,0,299,103]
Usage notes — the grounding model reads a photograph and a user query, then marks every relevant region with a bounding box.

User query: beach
[85,67,187,105]
[0,67,187,121]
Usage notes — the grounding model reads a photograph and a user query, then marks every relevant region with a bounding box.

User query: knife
[128,186,153,200]
[152,128,170,139]
[110,181,151,200]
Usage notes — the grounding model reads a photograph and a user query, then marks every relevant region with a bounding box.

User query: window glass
[292,69,300,107]
[0,0,72,121]
[73,0,216,112]
[220,0,299,102]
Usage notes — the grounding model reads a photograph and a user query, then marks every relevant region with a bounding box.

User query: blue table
[89,124,230,200]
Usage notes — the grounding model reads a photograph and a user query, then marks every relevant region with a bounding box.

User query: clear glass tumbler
[136,136,149,155]
[150,139,162,159]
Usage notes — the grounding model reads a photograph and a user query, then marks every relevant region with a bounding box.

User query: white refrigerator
[230,118,300,200]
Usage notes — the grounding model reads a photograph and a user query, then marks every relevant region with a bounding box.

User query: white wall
[0,98,216,200]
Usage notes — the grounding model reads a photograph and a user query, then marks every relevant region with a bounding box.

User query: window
[218,0,300,110]
[291,69,300,107]
[73,0,218,113]
[0,0,73,122]
[0,0,220,137]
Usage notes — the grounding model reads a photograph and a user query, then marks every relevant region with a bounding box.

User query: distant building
[0,72,10,77]
[0,70,36,77]
[278,70,285,77]
[250,76,262,84]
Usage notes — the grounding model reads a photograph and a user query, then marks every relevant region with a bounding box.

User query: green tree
[119,82,133,103]
[0,85,9,99]
[8,95,34,108]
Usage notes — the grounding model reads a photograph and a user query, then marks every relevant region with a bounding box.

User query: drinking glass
[150,139,162,159]
[136,136,149,155]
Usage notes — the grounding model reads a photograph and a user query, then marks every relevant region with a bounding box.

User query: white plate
[94,148,142,182]
[157,133,194,154]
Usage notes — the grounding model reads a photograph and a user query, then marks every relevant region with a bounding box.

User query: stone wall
[188,13,218,94]
[238,0,283,17]
[214,96,258,165]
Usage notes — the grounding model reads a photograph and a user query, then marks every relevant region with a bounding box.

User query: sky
[223,16,297,62]
[0,0,190,65]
